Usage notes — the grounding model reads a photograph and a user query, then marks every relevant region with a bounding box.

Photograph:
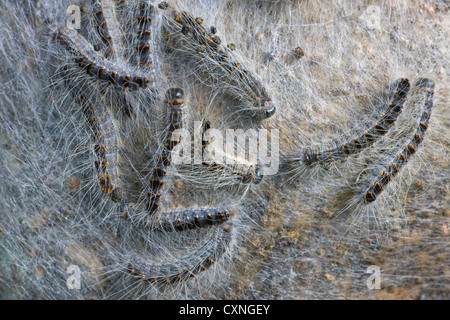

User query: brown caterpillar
[145,88,186,214]
[300,78,411,168]
[52,26,153,90]
[166,10,275,119]
[91,0,114,54]
[128,223,233,284]
[201,120,263,184]
[363,78,435,204]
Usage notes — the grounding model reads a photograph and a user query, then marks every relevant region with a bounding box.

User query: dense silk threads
[202,120,263,185]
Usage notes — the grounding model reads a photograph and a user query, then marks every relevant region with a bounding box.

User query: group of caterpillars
[51,0,436,286]
[52,0,271,285]
[294,77,435,206]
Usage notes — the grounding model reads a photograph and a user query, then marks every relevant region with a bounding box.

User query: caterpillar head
[166,87,185,105]
[301,148,317,167]
[255,99,276,119]
[253,165,263,184]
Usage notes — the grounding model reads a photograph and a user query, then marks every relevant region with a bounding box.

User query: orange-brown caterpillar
[300,78,411,168]
[52,26,153,90]
[168,11,275,119]
[363,78,435,203]
[128,223,232,284]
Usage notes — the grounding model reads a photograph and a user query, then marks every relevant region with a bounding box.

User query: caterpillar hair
[362,78,435,204]
[143,87,186,215]
[201,119,263,185]
[164,9,276,120]
[296,77,411,170]
[52,26,153,90]
[128,223,233,285]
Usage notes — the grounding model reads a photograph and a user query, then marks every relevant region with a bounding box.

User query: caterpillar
[155,207,234,232]
[60,67,124,202]
[144,87,186,214]
[77,0,122,59]
[201,120,263,185]
[115,0,159,71]
[363,78,435,204]
[128,223,233,284]
[91,0,124,58]
[91,0,115,55]
[121,204,235,232]
[130,0,157,69]
[52,26,153,90]
[299,78,411,169]
[165,10,275,119]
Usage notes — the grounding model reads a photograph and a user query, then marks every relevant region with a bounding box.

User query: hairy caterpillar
[92,0,124,58]
[61,67,124,202]
[52,26,153,90]
[121,205,234,232]
[363,78,435,204]
[201,120,263,185]
[155,207,234,232]
[129,0,157,69]
[128,224,233,284]
[115,0,160,72]
[91,0,115,55]
[165,10,276,120]
[144,87,186,214]
[298,78,411,169]
[77,0,123,59]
